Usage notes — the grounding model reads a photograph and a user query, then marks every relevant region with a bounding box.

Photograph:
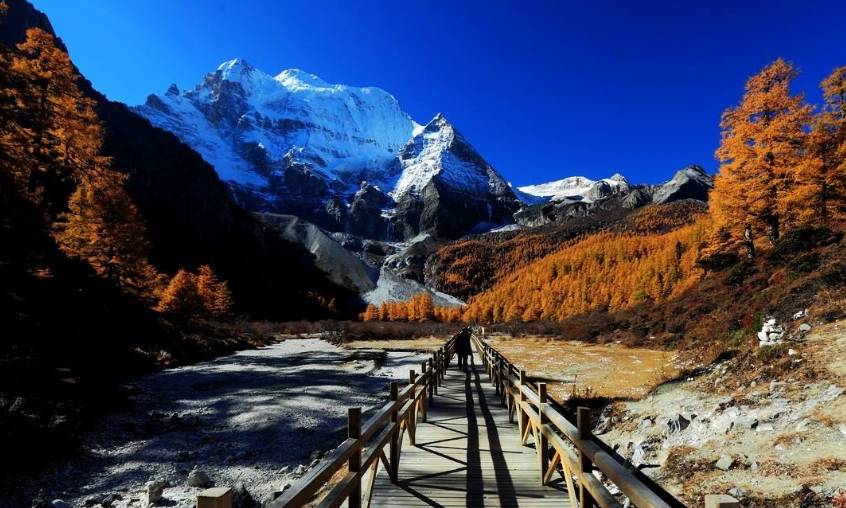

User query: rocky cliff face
[136,63,519,240]
[393,114,521,238]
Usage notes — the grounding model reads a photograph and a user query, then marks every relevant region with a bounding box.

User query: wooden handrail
[474,333,684,508]
[274,336,458,508]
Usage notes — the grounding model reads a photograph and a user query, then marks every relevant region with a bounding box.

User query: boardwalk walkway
[370,352,570,507]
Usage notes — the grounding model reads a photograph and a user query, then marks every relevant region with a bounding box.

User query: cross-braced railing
[272,336,457,508]
[473,332,686,508]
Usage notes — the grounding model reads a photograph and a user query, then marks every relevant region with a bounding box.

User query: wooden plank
[370,351,571,508]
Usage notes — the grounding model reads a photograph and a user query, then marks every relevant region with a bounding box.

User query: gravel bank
[6,338,427,507]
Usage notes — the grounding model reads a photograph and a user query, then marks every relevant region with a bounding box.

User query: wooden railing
[272,336,458,508]
[474,333,686,508]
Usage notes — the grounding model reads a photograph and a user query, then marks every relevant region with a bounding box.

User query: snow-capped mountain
[513,165,713,227]
[137,59,416,193]
[392,114,520,238]
[517,173,630,203]
[135,59,518,239]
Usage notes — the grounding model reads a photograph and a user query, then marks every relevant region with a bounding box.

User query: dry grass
[487,334,680,400]
[809,457,846,474]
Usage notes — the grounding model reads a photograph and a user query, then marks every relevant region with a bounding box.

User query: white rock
[145,480,168,503]
[839,424,846,436]
[729,487,748,499]
[793,309,807,319]
[293,464,306,477]
[756,423,774,432]
[799,323,812,332]
[788,349,798,356]
[187,466,211,488]
[715,454,733,471]
[50,501,71,508]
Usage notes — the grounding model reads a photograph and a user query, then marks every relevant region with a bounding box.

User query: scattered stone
[799,323,812,332]
[309,458,320,468]
[750,460,759,471]
[666,414,690,434]
[278,465,290,475]
[756,423,774,432]
[839,424,846,436]
[734,416,758,431]
[232,482,259,508]
[293,464,306,477]
[99,493,121,507]
[145,479,169,504]
[631,443,646,467]
[728,487,748,499]
[187,466,212,488]
[788,348,798,356]
[715,454,733,471]
[50,501,71,508]
[793,309,807,320]
[758,317,785,347]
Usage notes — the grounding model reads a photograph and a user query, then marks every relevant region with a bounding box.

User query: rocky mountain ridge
[514,165,713,227]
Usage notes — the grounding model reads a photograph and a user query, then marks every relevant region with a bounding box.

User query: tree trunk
[767,216,780,245]
[744,225,756,259]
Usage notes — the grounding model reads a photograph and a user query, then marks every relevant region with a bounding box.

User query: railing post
[348,407,362,508]
[577,406,596,508]
[420,361,428,422]
[389,382,399,484]
[494,353,500,394]
[518,370,528,440]
[499,357,505,405]
[538,383,549,485]
[409,370,417,447]
[429,357,436,398]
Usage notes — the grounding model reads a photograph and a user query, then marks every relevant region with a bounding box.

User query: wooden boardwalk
[370,353,570,507]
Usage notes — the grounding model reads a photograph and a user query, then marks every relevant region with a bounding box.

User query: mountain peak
[429,112,451,126]
[274,68,331,89]
[216,58,255,79]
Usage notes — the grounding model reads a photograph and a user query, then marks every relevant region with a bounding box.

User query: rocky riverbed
[7,338,427,508]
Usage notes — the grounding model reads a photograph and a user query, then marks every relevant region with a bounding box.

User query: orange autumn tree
[196,264,233,317]
[795,65,846,224]
[53,171,164,300]
[710,59,812,258]
[0,28,163,300]
[462,221,707,323]
[361,292,441,322]
[1,29,103,213]
[157,265,233,319]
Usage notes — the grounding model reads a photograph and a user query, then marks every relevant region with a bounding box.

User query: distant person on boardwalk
[454,327,473,372]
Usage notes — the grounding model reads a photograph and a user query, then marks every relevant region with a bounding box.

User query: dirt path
[6,338,427,508]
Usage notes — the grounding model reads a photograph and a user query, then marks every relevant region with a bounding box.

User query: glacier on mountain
[135,59,518,240]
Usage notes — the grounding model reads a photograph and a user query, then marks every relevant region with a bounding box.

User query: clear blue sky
[33,0,846,186]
